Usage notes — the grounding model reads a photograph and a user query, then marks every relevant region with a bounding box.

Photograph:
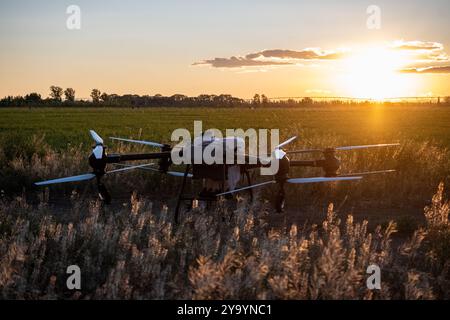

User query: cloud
[392,40,443,51]
[413,52,449,61]
[192,56,292,68]
[399,65,450,74]
[193,48,346,68]
[392,40,448,61]
[245,49,346,60]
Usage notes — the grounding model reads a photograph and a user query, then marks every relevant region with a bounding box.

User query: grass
[0,104,449,299]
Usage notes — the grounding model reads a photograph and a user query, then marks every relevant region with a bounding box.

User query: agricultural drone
[35,130,398,223]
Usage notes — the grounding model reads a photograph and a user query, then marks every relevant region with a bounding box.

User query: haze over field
[1,0,449,99]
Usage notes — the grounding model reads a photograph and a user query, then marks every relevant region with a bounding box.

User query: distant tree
[197,94,212,103]
[253,94,261,105]
[0,96,11,107]
[301,97,313,105]
[100,92,109,103]
[171,94,187,102]
[24,92,42,104]
[213,94,234,106]
[49,86,63,102]
[0,95,25,107]
[109,94,119,102]
[91,89,101,103]
[261,94,269,104]
[287,98,296,105]
[64,88,76,102]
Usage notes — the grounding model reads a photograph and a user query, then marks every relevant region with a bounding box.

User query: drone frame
[35,130,399,224]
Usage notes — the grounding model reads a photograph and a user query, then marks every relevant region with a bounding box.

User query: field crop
[1,105,450,150]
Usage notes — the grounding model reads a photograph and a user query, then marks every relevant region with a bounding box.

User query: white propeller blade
[35,164,155,187]
[107,163,156,174]
[89,130,104,145]
[339,169,396,177]
[276,136,297,149]
[287,176,362,184]
[110,137,164,148]
[114,163,193,178]
[270,136,296,160]
[216,180,276,196]
[273,149,287,160]
[92,145,104,159]
[287,143,400,154]
[35,173,96,186]
[336,143,400,151]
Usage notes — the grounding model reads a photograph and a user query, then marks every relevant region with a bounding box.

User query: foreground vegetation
[0,182,448,299]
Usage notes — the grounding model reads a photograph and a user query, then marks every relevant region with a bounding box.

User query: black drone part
[97,180,111,205]
[319,149,341,177]
[158,144,172,173]
[271,156,290,213]
[88,149,107,175]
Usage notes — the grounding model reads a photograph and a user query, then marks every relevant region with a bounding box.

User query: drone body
[35,130,398,223]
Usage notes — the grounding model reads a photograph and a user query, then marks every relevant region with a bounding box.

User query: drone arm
[106,152,171,163]
[242,158,322,170]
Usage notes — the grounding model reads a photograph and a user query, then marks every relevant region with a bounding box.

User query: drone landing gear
[174,165,191,224]
[275,182,285,213]
[244,169,254,202]
[96,175,111,205]
[97,183,111,205]
[173,167,257,224]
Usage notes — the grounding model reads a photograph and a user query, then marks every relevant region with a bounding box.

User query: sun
[338,46,416,100]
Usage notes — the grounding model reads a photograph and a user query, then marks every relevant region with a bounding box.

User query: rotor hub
[275,155,290,182]
[89,147,107,175]
[322,150,340,177]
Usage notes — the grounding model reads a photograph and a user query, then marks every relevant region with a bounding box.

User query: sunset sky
[0,0,449,99]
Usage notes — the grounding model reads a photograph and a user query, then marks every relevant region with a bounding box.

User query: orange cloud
[194,48,346,68]
[399,66,450,74]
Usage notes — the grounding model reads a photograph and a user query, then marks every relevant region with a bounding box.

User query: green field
[1,106,450,150]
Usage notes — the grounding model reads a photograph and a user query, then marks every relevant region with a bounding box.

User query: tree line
[1,86,449,108]
[0,86,251,108]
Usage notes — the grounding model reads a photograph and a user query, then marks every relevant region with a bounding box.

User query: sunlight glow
[339,46,417,100]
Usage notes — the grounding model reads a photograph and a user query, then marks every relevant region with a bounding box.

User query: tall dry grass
[0,182,448,299]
